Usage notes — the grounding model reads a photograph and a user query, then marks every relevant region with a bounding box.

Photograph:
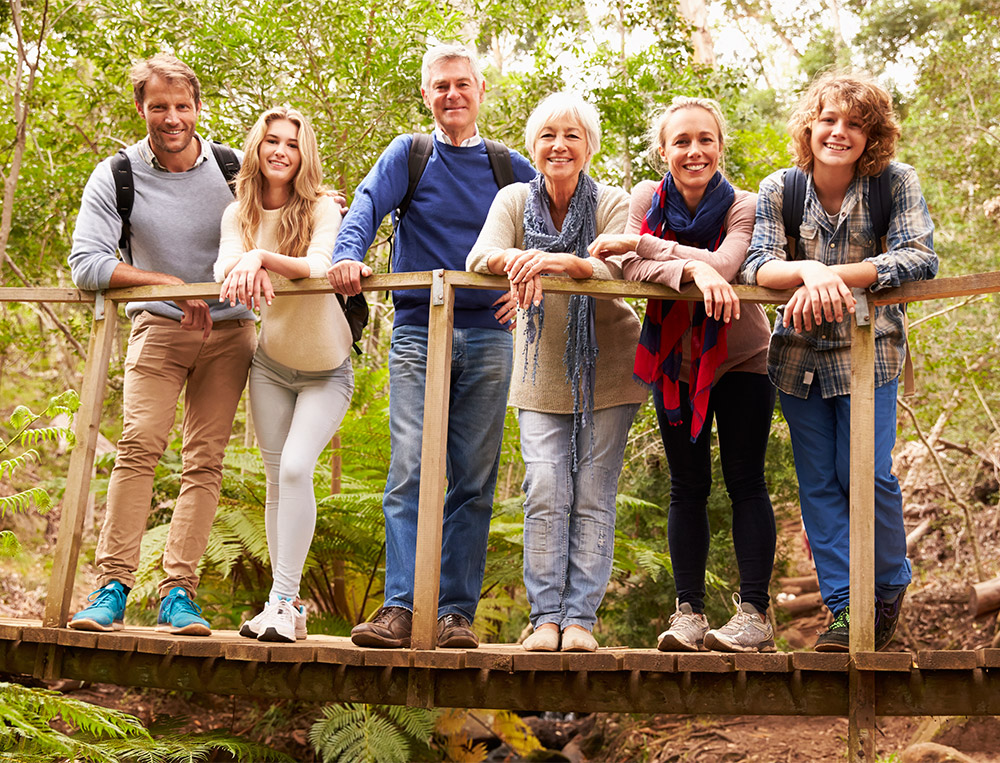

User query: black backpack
[781,167,913,395]
[112,142,369,354]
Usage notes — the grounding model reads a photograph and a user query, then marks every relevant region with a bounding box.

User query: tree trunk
[677,0,716,66]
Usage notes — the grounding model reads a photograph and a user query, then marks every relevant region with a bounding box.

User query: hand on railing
[784,261,856,332]
[327,260,373,296]
[219,251,276,310]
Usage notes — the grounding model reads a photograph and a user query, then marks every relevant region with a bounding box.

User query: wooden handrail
[6,268,1000,763]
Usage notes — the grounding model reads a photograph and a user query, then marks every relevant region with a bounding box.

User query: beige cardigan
[467,182,648,414]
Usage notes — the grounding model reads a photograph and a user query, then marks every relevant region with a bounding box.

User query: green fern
[0,681,291,762]
[309,703,437,763]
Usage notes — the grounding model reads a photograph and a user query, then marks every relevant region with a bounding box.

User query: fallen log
[775,591,824,616]
[906,517,934,555]
[969,575,1000,617]
[778,575,820,593]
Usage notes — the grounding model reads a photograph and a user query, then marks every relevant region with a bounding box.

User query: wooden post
[44,297,118,627]
[410,270,455,650]
[848,290,876,761]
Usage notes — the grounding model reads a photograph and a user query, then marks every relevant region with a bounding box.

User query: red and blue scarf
[633,172,733,442]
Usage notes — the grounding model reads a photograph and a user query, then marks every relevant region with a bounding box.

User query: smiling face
[257,118,301,193]
[810,101,868,171]
[532,114,589,190]
[421,57,484,145]
[658,106,721,205]
[137,74,201,167]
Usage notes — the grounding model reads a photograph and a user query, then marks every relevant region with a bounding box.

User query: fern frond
[0,448,39,480]
[18,425,72,449]
[0,531,21,556]
[0,487,52,517]
[384,704,437,742]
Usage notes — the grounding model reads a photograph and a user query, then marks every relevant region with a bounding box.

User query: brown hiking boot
[437,614,478,648]
[351,606,412,648]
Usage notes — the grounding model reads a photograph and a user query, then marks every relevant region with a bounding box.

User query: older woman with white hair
[467,92,646,652]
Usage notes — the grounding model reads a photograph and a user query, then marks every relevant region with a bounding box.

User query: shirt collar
[433,125,482,148]
[138,135,211,172]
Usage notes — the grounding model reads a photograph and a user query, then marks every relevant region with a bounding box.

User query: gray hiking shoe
[657,600,709,652]
[704,593,776,653]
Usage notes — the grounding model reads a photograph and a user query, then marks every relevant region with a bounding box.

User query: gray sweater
[69,138,253,321]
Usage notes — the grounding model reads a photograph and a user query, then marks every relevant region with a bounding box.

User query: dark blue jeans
[655,371,777,613]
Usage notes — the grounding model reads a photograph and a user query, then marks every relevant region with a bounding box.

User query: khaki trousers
[95,312,256,598]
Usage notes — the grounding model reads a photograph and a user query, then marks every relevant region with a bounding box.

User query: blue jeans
[780,379,911,615]
[519,404,639,631]
[382,324,513,621]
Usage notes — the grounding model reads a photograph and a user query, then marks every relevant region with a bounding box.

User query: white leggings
[249,349,354,600]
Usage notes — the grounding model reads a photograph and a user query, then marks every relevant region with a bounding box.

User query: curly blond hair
[234,107,324,261]
[788,72,900,177]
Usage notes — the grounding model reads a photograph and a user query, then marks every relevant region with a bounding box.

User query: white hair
[421,43,484,90]
[524,92,602,166]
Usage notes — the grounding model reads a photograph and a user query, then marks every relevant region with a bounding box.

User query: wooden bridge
[2,270,999,762]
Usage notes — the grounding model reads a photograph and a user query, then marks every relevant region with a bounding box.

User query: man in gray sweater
[67,54,256,636]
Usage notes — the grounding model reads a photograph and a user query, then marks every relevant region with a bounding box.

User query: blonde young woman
[214,107,353,642]
[468,93,645,652]
[590,98,776,653]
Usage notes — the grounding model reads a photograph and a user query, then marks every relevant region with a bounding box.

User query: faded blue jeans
[382,324,513,622]
[519,403,639,631]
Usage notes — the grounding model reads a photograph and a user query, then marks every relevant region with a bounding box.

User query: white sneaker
[239,602,272,639]
[257,599,307,643]
[240,600,307,641]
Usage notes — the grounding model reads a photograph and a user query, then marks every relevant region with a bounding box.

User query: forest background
[1,0,999,761]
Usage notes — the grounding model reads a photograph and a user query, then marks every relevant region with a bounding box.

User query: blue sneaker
[156,587,211,636]
[69,581,128,632]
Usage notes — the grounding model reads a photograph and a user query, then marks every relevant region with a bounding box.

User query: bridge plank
[792,652,851,671]
[363,650,413,668]
[733,653,793,672]
[854,652,913,671]
[562,650,622,672]
[976,648,1000,668]
[268,644,317,663]
[464,649,513,671]
[677,653,734,672]
[916,650,978,670]
[622,650,676,672]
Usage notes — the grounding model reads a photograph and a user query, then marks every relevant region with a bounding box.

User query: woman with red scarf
[590,97,776,653]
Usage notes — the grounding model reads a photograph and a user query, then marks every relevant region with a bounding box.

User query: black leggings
[654,371,777,613]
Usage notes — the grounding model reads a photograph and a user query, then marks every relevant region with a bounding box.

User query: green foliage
[0,391,78,519]
[309,703,438,763]
[0,681,290,762]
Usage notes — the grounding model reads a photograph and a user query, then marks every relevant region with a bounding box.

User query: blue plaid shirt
[741,161,937,399]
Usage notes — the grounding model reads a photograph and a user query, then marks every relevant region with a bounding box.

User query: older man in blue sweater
[328,43,535,649]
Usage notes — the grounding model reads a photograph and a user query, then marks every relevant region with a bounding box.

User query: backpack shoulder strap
[782,167,807,260]
[483,138,515,189]
[868,169,893,253]
[111,149,134,259]
[397,133,433,221]
[210,141,240,196]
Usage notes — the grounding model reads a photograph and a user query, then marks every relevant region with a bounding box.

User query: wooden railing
[2,268,999,762]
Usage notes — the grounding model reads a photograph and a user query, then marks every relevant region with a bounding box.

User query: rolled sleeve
[865,165,937,291]
[68,161,125,291]
[741,172,787,285]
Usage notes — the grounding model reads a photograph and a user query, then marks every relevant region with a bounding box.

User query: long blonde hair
[235,106,324,260]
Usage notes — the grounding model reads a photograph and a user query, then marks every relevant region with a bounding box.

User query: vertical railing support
[848,289,876,761]
[44,296,118,627]
[411,270,455,650]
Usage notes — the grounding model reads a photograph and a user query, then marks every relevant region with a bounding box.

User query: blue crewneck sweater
[333,134,536,329]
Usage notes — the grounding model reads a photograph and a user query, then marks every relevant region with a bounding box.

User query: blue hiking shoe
[156,587,211,636]
[69,580,129,632]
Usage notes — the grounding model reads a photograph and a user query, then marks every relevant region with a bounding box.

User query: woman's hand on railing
[492,292,517,330]
[504,250,594,309]
[587,233,640,260]
[219,250,274,310]
[683,261,740,323]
